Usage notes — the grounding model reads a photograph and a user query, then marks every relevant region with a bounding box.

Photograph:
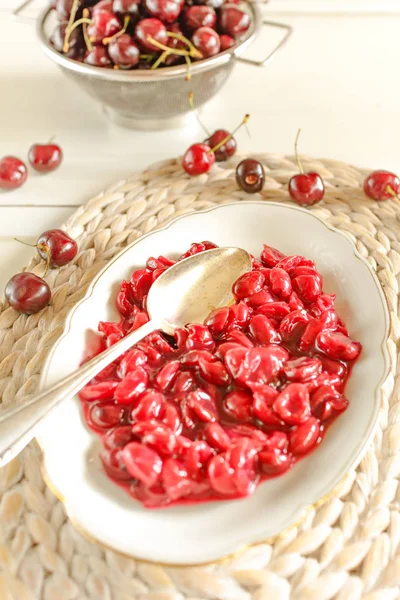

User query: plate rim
[38,200,392,565]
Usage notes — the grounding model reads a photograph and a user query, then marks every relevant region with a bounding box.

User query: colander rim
[36,3,262,82]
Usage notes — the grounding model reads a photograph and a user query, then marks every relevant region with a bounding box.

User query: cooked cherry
[35,229,78,268]
[135,18,168,51]
[363,170,400,201]
[0,157,27,191]
[28,143,63,173]
[192,26,221,57]
[205,129,236,162]
[219,5,250,36]
[184,5,216,29]
[182,143,215,176]
[108,33,140,67]
[5,273,51,314]
[144,0,183,23]
[236,159,265,193]
[78,240,361,508]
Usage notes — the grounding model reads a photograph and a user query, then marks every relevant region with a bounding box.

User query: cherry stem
[294,128,304,174]
[151,50,169,70]
[64,15,93,52]
[140,53,154,61]
[188,91,210,136]
[385,185,398,199]
[48,135,56,144]
[184,54,191,81]
[208,114,250,155]
[147,36,199,58]
[43,250,51,278]
[14,237,36,248]
[82,9,93,52]
[63,0,81,52]
[166,31,202,59]
[103,15,130,44]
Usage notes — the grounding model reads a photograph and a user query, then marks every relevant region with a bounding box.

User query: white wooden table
[0,0,399,291]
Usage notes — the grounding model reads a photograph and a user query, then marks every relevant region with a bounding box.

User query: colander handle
[12,0,38,23]
[235,20,293,67]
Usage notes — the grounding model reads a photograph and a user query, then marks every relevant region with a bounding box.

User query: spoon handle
[0,318,159,468]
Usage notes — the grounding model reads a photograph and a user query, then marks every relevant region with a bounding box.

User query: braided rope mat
[0,153,400,600]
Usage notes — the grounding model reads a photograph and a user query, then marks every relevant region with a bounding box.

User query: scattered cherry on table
[288,130,325,206]
[363,170,400,201]
[28,141,63,173]
[236,158,265,193]
[0,156,28,191]
[5,273,51,314]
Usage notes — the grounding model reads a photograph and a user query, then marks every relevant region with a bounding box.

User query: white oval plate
[38,201,390,565]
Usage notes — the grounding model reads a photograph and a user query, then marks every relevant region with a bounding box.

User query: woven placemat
[0,153,399,600]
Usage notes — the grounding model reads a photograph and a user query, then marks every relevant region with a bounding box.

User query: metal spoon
[0,247,251,467]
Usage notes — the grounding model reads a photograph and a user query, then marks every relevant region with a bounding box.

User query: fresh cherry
[135,18,168,51]
[35,229,78,268]
[288,130,324,206]
[144,0,183,23]
[113,0,141,16]
[5,273,51,314]
[205,129,236,162]
[184,6,216,30]
[363,170,400,201]
[87,11,122,44]
[28,142,63,173]
[192,26,221,57]
[182,143,215,175]
[236,159,265,193]
[84,46,113,66]
[56,0,81,21]
[51,22,83,59]
[93,0,113,14]
[0,157,28,191]
[219,34,235,51]
[108,34,140,67]
[219,5,250,36]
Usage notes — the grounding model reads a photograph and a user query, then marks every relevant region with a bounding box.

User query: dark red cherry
[192,26,220,57]
[135,18,168,51]
[87,11,122,44]
[219,5,250,36]
[0,157,27,191]
[288,173,324,206]
[206,130,236,162]
[219,33,235,51]
[182,143,215,176]
[184,6,216,30]
[5,273,51,314]
[108,34,140,68]
[144,0,183,23]
[113,0,141,16]
[363,170,400,201]
[51,22,83,59]
[93,0,113,15]
[36,229,78,268]
[236,159,265,193]
[84,46,113,66]
[28,143,63,173]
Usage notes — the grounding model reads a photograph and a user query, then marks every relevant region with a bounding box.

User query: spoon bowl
[149,247,252,332]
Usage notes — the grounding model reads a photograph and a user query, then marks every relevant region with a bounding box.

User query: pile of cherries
[50,0,251,70]
[4,229,78,315]
[0,141,63,192]
[79,241,361,508]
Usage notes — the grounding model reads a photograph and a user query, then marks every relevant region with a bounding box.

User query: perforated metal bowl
[36,5,292,130]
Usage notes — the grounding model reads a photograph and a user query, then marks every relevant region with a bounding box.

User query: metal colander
[35,4,292,130]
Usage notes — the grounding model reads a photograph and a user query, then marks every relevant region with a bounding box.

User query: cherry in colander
[79,241,361,508]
